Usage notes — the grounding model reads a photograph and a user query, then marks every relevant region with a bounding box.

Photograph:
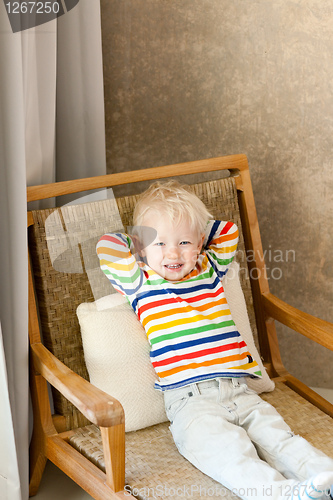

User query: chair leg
[29,443,47,496]
[101,423,126,493]
[29,368,56,496]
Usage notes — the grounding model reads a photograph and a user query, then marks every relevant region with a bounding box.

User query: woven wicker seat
[28,155,333,499]
[66,382,333,500]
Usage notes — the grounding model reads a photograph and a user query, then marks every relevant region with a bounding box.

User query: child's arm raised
[204,220,239,279]
[96,233,144,296]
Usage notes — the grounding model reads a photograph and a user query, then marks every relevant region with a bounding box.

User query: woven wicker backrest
[29,176,258,430]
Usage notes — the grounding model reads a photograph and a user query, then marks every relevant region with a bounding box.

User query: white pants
[163,378,333,500]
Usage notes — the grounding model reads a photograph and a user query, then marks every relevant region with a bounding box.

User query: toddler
[97,180,333,500]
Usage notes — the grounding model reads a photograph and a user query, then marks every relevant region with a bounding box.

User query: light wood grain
[101,425,125,493]
[31,343,124,428]
[262,292,333,351]
[47,435,132,499]
[236,166,272,363]
[27,154,248,201]
[283,374,333,418]
[29,355,56,496]
[28,252,42,345]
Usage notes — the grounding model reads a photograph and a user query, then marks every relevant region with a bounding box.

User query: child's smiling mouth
[164,264,183,270]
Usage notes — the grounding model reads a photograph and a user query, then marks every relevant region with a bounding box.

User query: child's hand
[130,234,143,256]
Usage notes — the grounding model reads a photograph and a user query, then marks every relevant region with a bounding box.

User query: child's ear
[198,233,205,252]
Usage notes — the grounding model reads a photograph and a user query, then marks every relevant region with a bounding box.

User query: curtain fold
[0,325,23,500]
[0,0,106,497]
[24,21,57,211]
[0,11,31,499]
[56,0,106,185]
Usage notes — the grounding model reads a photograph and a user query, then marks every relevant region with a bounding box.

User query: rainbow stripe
[96,220,261,390]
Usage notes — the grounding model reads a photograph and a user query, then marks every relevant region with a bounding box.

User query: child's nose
[166,245,180,259]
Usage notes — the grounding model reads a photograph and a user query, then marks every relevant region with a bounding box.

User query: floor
[34,387,333,500]
[33,461,94,499]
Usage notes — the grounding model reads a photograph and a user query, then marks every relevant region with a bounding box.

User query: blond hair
[133,180,213,235]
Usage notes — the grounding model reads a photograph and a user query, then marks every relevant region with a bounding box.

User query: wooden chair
[28,155,333,499]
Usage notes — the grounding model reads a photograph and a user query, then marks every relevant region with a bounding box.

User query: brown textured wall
[101,1,333,388]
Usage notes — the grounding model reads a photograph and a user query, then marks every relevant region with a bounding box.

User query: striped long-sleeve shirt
[96,220,262,390]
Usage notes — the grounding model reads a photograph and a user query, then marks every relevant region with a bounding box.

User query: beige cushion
[77,293,168,432]
[77,260,274,431]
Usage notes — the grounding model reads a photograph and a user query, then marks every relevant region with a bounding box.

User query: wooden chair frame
[28,154,333,499]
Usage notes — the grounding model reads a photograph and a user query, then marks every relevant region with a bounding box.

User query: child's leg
[164,381,332,500]
[236,382,333,481]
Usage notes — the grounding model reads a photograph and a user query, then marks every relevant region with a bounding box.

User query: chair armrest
[31,342,124,428]
[262,292,333,351]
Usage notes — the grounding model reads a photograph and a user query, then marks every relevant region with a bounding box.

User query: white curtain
[56,1,106,184]
[0,0,106,498]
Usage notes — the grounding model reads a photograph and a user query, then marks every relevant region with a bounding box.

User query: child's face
[139,212,204,281]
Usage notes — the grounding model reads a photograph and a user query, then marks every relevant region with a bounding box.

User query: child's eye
[154,242,165,247]
[180,241,191,245]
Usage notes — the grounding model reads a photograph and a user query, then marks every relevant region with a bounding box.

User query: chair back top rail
[27,155,248,202]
